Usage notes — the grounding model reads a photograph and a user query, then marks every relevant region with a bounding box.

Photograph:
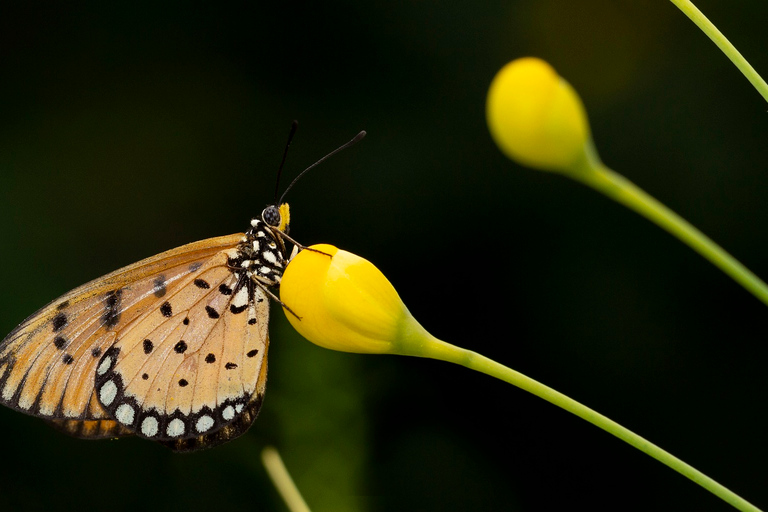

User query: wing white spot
[235,403,244,414]
[222,405,235,421]
[232,287,248,308]
[263,251,277,264]
[17,394,33,410]
[96,356,112,376]
[115,403,135,425]
[196,415,215,433]
[259,266,271,275]
[166,418,185,437]
[252,240,260,252]
[1,384,12,401]
[141,416,159,437]
[99,380,118,406]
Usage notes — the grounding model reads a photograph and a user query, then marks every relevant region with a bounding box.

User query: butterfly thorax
[232,218,288,286]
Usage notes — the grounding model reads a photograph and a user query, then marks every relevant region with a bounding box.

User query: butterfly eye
[262,206,281,227]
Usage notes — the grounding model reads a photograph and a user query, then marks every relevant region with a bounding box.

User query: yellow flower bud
[280,244,431,355]
[486,57,592,172]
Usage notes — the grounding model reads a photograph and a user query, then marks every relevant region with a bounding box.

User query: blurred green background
[1,1,767,511]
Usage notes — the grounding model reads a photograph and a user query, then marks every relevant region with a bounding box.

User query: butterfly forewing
[48,418,134,440]
[0,234,244,423]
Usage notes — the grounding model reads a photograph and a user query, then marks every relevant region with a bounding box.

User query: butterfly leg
[253,281,302,320]
[274,231,332,259]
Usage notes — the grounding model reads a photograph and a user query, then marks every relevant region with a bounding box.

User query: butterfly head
[261,203,291,233]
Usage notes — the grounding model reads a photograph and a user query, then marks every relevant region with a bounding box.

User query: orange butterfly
[0,126,365,452]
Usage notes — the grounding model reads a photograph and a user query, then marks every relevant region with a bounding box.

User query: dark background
[0,1,766,511]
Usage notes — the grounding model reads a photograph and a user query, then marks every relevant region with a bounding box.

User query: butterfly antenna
[273,120,299,205]
[277,130,366,205]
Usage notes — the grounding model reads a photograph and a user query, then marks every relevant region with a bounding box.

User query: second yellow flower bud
[486,57,592,172]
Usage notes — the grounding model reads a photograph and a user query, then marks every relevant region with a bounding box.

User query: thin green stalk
[570,157,768,308]
[669,0,768,103]
[410,335,762,512]
[262,446,313,512]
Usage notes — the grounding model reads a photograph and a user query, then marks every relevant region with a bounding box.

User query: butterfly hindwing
[0,234,244,426]
[162,344,268,452]
[94,249,270,443]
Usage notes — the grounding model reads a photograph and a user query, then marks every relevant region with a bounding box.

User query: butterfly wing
[48,418,135,439]
[94,249,271,448]
[161,342,268,452]
[0,234,253,435]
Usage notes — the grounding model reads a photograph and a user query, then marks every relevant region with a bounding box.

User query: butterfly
[0,125,365,452]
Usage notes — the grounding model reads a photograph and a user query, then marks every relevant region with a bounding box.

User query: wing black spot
[178,379,188,387]
[53,336,67,349]
[103,289,122,328]
[227,256,242,269]
[218,284,233,296]
[52,313,68,332]
[91,347,102,358]
[230,304,247,315]
[205,306,220,319]
[225,362,237,370]
[194,279,210,289]
[153,276,167,298]
[174,341,188,354]
[247,318,257,325]
[183,317,190,325]
[142,373,149,380]
[62,354,74,365]
[56,301,70,311]
[143,339,154,354]
[246,349,258,358]
[205,353,216,364]
[160,301,173,317]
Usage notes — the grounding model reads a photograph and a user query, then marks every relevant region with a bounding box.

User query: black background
[0,1,766,511]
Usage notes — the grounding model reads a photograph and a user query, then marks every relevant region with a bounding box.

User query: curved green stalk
[403,334,762,512]
[568,150,768,308]
[669,0,768,103]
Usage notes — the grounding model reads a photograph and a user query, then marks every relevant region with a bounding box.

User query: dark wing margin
[47,418,134,439]
[161,390,265,452]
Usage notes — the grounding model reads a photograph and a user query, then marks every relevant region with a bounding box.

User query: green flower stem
[402,333,761,511]
[261,446,313,512]
[668,0,768,103]
[569,154,768,308]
